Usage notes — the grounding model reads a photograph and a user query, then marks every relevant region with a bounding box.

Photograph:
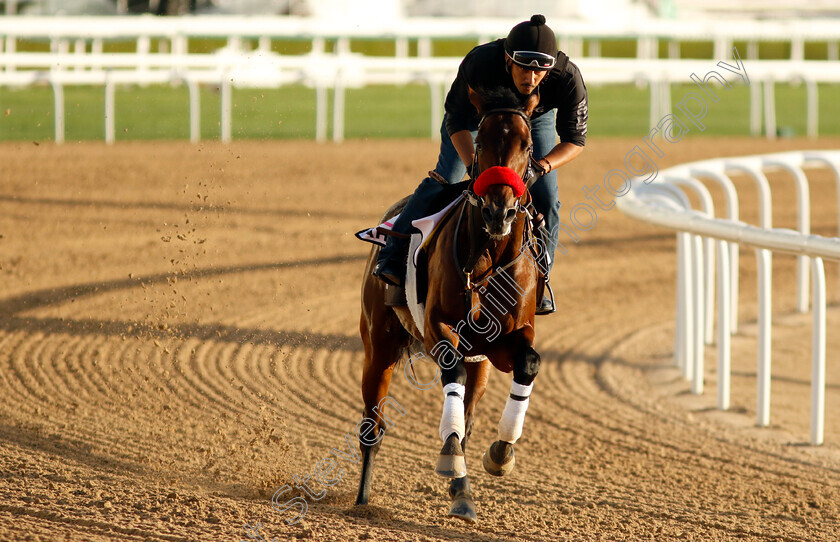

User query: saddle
[357,180,551,314]
[356,190,465,308]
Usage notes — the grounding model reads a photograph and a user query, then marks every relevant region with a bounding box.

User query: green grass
[2,81,838,142]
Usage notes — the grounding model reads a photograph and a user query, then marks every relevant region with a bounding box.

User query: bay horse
[356,88,546,524]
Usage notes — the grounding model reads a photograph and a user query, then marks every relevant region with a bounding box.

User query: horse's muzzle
[482,205,517,238]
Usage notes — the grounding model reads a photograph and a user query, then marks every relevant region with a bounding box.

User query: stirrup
[536,283,555,315]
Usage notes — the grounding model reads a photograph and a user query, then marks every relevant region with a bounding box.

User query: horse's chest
[463,287,525,338]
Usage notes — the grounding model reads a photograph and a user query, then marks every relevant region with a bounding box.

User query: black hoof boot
[447,476,477,524]
[482,440,515,477]
[435,433,467,478]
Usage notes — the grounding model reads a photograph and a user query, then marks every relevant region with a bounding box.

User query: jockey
[373,14,588,315]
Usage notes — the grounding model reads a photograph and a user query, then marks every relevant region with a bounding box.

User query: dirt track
[0,137,839,541]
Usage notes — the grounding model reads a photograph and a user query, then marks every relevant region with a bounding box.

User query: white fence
[3,15,840,60]
[2,16,840,142]
[616,150,840,445]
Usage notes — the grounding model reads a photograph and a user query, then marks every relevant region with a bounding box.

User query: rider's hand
[532,157,552,176]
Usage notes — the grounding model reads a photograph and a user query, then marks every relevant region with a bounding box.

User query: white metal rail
[616,150,840,445]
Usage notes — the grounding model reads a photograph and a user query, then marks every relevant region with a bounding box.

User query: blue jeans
[383,111,560,277]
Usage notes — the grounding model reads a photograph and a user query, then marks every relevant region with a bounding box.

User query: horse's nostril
[482,208,493,223]
[505,208,517,221]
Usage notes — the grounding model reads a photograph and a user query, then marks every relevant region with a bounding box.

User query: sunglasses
[508,50,556,70]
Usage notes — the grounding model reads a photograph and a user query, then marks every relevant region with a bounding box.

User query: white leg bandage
[438,382,466,443]
[498,381,533,444]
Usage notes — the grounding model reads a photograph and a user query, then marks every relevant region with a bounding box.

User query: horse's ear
[468,87,486,114]
[523,91,539,117]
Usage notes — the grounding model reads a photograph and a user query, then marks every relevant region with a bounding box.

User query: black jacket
[444,38,588,147]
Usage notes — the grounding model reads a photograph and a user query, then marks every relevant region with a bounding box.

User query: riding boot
[531,216,556,315]
[373,235,410,287]
[373,177,450,287]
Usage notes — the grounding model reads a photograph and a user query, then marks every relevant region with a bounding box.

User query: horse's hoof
[482,440,515,477]
[447,496,477,524]
[435,433,467,478]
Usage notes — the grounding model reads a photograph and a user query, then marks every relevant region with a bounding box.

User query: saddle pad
[355,194,464,268]
[408,195,464,266]
[354,215,398,247]
[405,232,426,337]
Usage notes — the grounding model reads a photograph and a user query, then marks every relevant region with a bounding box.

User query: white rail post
[220,75,231,143]
[717,240,731,410]
[756,248,772,427]
[676,231,692,374]
[105,74,115,144]
[691,233,705,394]
[830,41,839,62]
[691,169,738,335]
[672,176,716,345]
[810,257,826,446]
[396,37,408,58]
[765,159,810,313]
[418,37,431,57]
[805,79,818,140]
[763,77,776,140]
[648,76,659,131]
[724,162,774,334]
[50,79,64,144]
[332,66,345,143]
[315,84,327,142]
[137,35,150,86]
[802,154,840,293]
[185,77,200,143]
[650,183,695,375]
[429,79,443,140]
[750,79,762,137]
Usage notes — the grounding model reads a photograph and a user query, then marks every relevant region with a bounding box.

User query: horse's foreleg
[435,357,467,479]
[484,343,540,477]
[446,358,490,524]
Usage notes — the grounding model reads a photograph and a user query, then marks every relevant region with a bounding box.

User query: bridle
[454,107,543,291]
[465,107,541,210]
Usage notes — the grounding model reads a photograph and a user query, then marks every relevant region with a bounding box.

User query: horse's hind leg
[355,310,406,506]
[447,358,490,524]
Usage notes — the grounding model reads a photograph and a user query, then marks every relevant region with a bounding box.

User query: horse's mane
[475,87,526,113]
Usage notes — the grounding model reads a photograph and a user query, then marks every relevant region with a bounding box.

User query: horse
[356,88,547,524]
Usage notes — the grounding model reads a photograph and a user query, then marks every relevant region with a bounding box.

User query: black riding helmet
[504,14,558,71]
